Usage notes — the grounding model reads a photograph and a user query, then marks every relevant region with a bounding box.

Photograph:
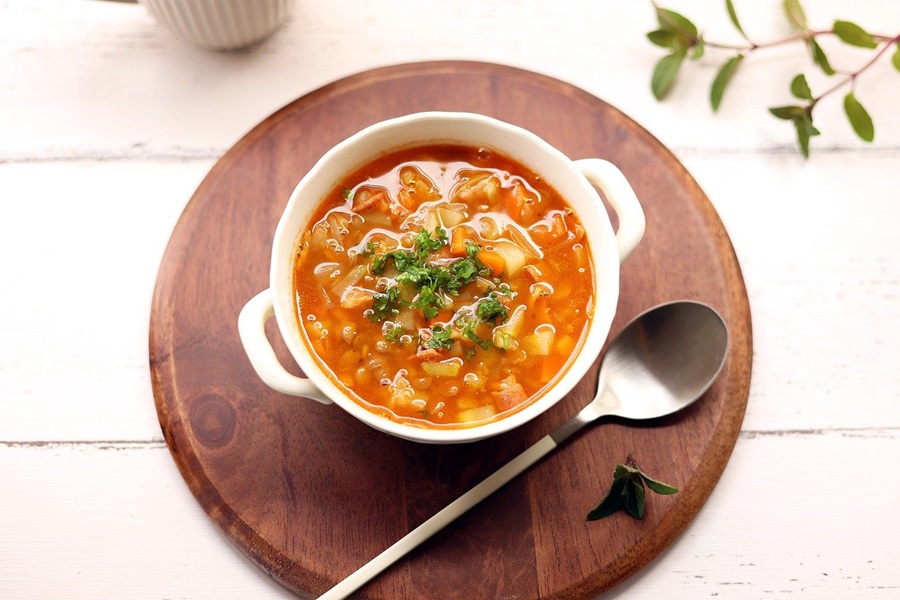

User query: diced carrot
[476,250,505,277]
[450,225,477,257]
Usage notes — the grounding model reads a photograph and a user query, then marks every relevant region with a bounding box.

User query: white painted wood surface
[1,0,898,598]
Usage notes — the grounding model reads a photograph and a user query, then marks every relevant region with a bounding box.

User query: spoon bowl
[584,301,729,422]
[319,300,729,600]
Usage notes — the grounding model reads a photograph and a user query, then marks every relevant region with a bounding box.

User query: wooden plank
[2,431,897,599]
[1,0,898,160]
[3,150,898,442]
[0,160,211,442]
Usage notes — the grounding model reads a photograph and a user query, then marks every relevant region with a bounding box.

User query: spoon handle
[317,434,560,600]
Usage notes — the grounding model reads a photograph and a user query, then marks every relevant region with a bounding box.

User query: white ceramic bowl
[138,0,294,51]
[238,112,645,444]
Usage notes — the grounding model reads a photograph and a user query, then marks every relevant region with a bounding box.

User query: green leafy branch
[586,456,678,521]
[648,0,900,157]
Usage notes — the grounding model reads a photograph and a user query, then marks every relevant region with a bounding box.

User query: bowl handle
[238,289,333,404]
[575,159,646,263]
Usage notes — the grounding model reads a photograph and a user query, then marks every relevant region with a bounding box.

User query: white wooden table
[2,1,898,598]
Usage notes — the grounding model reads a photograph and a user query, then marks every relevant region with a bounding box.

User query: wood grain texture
[149,61,752,599]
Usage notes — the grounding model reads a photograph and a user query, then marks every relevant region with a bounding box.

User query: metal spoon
[319,300,729,600]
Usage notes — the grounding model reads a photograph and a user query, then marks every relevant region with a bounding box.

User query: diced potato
[521,325,556,356]
[491,241,528,276]
[458,405,496,423]
[396,308,416,331]
[438,207,467,227]
[423,210,440,233]
[492,305,526,350]
[421,358,463,377]
[456,395,479,410]
[362,210,393,229]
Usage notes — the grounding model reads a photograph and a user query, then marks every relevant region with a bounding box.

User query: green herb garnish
[369,228,492,321]
[422,325,454,351]
[477,294,508,324]
[461,319,493,350]
[413,227,447,260]
[587,457,678,521]
[360,241,377,257]
[367,286,401,322]
[382,322,404,343]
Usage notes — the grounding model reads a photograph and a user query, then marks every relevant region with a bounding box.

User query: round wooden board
[150,61,751,599]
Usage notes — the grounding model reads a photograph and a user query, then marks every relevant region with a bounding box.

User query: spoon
[319,300,729,600]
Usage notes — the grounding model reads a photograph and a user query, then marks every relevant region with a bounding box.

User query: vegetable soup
[292,144,594,428]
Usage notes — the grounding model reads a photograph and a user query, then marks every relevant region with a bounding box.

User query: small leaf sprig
[586,456,678,521]
[647,0,900,157]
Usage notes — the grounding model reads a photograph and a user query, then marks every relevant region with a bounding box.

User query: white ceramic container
[238,112,645,444]
[138,0,294,51]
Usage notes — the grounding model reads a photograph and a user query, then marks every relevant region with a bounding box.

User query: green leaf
[792,112,820,158]
[790,74,813,101]
[725,0,748,39]
[656,8,698,39]
[833,20,878,49]
[647,29,676,48]
[641,473,680,495]
[710,54,744,111]
[586,477,626,520]
[808,39,836,76]
[893,45,900,72]
[621,479,646,519]
[782,0,807,31]
[692,37,706,60]
[843,92,875,142]
[651,51,686,100]
[769,105,806,120]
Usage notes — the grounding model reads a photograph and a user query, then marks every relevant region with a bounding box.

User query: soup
[292,144,594,428]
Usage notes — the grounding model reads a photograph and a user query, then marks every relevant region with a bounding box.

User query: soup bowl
[238,112,645,444]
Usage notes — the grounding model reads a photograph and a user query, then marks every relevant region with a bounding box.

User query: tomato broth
[292,144,594,428]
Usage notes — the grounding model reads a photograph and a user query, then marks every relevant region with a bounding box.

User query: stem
[813,33,900,105]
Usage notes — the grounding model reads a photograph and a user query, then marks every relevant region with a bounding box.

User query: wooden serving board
[150,61,751,599]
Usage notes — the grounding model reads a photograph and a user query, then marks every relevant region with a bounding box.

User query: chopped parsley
[382,322,404,343]
[423,325,454,350]
[368,228,493,321]
[477,294,508,324]
[367,286,400,322]
[360,241,377,257]
[460,318,493,350]
[413,227,448,259]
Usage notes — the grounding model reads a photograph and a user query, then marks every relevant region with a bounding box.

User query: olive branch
[647,0,900,157]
